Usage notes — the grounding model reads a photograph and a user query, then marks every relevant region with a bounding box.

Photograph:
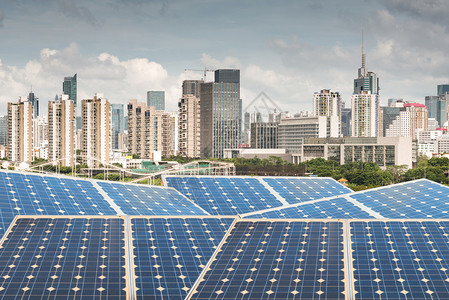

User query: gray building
[381,106,404,137]
[0,115,7,146]
[437,84,449,96]
[182,80,204,98]
[111,104,124,150]
[341,107,351,137]
[250,122,278,149]
[277,116,327,153]
[147,91,165,110]
[27,91,39,118]
[63,74,77,108]
[425,95,446,127]
[200,69,241,158]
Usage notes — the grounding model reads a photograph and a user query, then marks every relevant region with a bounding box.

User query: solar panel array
[132,217,235,299]
[97,181,208,216]
[0,171,448,299]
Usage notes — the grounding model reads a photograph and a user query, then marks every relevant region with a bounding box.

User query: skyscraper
[111,104,124,150]
[7,99,33,162]
[313,89,341,137]
[182,80,204,98]
[200,69,241,158]
[48,95,75,166]
[63,74,77,108]
[127,100,156,159]
[81,94,111,167]
[147,91,165,111]
[352,37,379,137]
[0,115,7,146]
[27,91,39,118]
[437,84,449,96]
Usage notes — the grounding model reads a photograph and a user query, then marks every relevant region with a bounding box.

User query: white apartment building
[7,99,33,162]
[313,89,341,137]
[351,91,378,137]
[178,94,200,157]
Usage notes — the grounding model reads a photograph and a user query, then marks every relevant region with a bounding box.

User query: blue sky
[0,0,448,115]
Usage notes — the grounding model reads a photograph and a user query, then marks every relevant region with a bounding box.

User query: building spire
[358,30,367,78]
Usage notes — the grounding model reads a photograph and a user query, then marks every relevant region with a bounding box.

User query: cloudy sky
[0,0,448,115]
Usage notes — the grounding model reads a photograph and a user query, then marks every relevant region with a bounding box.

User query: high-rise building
[278,116,328,153]
[81,94,111,167]
[63,74,77,108]
[27,91,39,118]
[250,122,278,149]
[32,116,48,160]
[353,39,379,95]
[154,111,177,157]
[48,95,76,166]
[7,99,33,162]
[0,115,7,146]
[437,84,449,96]
[182,80,203,98]
[385,102,428,138]
[178,94,201,157]
[313,89,341,137]
[351,91,378,137]
[127,99,156,159]
[111,104,124,150]
[381,106,403,137]
[200,69,241,158]
[147,91,165,111]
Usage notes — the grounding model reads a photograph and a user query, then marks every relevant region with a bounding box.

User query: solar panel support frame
[342,195,385,219]
[90,180,126,215]
[125,215,136,300]
[257,178,290,205]
[344,219,355,300]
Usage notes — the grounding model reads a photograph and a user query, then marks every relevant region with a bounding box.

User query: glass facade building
[63,74,77,108]
[147,91,165,111]
[0,115,7,146]
[111,104,124,150]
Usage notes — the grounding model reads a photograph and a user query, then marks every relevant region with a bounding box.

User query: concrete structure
[0,115,8,146]
[182,80,203,98]
[178,94,201,157]
[250,122,278,149]
[81,94,111,168]
[200,69,241,158]
[294,137,412,168]
[27,91,39,118]
[32,115,48,162]
[147,91,165,111]
[313,89,341,137]
[154,110,177,158]
[278,116,327,153]
[341,105,352,137]
[223,148,291,162]
[7,99,33,162]
[385,102,428,138]
[48,95,76,166]
[63,74,77,109]
[351,91,378,137]
[353,40,379,95]
[425,95,446,127]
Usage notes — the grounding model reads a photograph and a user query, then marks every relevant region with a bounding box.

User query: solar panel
[0,216,127,299]
[132,217,235,299]
[262,177,352,204]
[97,181,208,215]
[348,179,449,218]
[0,172,119,237]
[243,196,375,219]
[163,176,285,215]
[351,220,449,299]
[189,220,346,299]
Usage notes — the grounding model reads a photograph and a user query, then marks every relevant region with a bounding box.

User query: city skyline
[0,0,448,115]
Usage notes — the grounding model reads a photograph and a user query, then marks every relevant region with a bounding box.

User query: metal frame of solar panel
[347,179,449,219]
[261,176,353,204]
[241,195,379,219]
[162,175,287,215]
[96,181,209,216]
[130,216,236,299]
[0,171,119,237]
[0,215,128,299]
[350,219,449,299]
[187,219,347,300]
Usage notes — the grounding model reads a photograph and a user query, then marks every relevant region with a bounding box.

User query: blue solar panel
[348,179,449,218]
[97,181,208,215]
[262,177,352,204]
[244,197,375,219]
[0,172,118,237]
[190,220,346,299]
[163,176,284,215]
[0,217,127,299]
[351,220,449,299]
[132,217,235,299]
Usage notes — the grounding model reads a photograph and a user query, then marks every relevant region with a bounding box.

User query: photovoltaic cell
[190,220,346,299]
[0,217,127,299]
[163,176,284,215]
[351,220,449,299]
[132,217,235,299]
[244,197,374,219]
[0,172,118,237]
[262,177,352,204]
[348,179,449,218]
[97,181,208,215]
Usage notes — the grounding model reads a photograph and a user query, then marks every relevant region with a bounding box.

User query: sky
[0,0,448,116]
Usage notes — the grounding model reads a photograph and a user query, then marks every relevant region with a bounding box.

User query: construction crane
[184,68,215,81]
